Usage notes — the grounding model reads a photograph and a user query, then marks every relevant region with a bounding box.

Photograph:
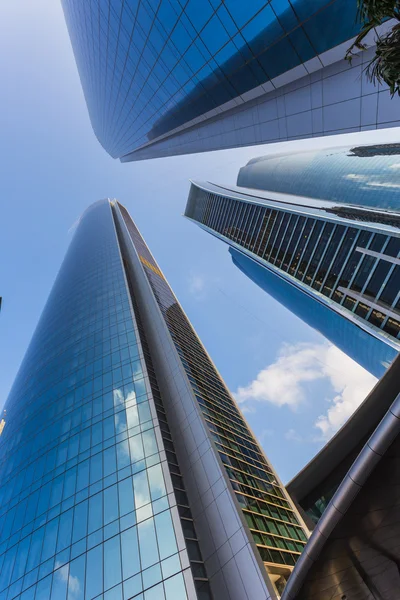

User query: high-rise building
[184,145,400,378]
[0,199,309,600]
[282,352,400,600]
[61,0,399,162]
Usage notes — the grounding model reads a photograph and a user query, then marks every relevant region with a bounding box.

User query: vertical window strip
[248,206,266,253]
[263,212,285,262]
[271,213,294,267]
[303,223,333,285]
[229,199,242,240]
[309,224,336,288]
[324,229,365,299]
[234,203,247,243]
[320,225,350,298]
[359,237,390,307]
[292,219,318,279]
[255,209,275,256]
[288,218,313,275]
[209,194,220,231]
[242,204,257,249]
[221,197,236,237]
[212,196,223,232]
[219,197,231,234]
[280,215,304,273]
[286,217,309,274]
[238,203,254,247]
[269,213,290,264]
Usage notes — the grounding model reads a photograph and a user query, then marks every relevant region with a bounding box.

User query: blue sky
[1,0,398,482]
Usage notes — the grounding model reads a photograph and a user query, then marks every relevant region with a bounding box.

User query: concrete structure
[0,199,309,600]
[184,144,400,377]
[283,353,400,600]
[61,0,400,161]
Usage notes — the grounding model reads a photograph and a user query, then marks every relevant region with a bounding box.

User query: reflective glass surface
[186,185,400,376]
[61,0,360,159]
[0,201,190,600]
[237,144,400,211]
[117,203,309,584]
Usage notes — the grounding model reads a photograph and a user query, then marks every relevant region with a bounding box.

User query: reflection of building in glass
[236,144,400,211]
[185,149,400,377]
[283,353,400,600]
[0,199,309,600]
[348,143,400,158]
[61,1,400,161]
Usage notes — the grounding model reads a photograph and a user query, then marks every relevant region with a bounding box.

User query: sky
[0,0,398,483]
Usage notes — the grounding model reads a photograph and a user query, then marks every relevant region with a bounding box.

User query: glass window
[72,500,88,543]
[164,573,188,600]
[380,266,400,307]
[86,545,103,599]
[118,477,135,517]
[51,564,69,600]
[68,555,85,600]
[145,465,165,503]
[351,255,376,293]
[41,518,59,562]
[364,260,392,300]
[104,484,119,524]
[104,535,122,591]
[155,511,178,560]
[121,527,140,579]
[138,519,159,569]
[88,492,103,534]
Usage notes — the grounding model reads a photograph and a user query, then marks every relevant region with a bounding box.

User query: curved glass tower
[237,143,400,212]
[185,146,400,377]
[0,200,309,600]
[60,0,400,162]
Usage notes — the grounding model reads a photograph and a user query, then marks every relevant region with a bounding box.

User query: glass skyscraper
[61,0,400,162]
[0,199,309,600]
[185,145,400,378]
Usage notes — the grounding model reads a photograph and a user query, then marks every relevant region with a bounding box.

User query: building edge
[111,200,310,599]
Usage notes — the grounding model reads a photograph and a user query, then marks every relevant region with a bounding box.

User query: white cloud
[365,181,400,189]
[344,173,368,181]
[54,562,80,596]
[188,273,206,298]
[285,428,304,442]
[235,343,324,409]
[235,342,377,440]
[314,344,377,439]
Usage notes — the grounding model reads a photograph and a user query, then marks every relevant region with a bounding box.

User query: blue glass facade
[230,248,398,378]
[1,199,310,599]
[237,144,400,212]
[61,0,361,160]
[185,180,400,378]
[0,201,195,600]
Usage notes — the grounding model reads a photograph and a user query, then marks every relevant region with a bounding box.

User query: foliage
[345,0,400,96]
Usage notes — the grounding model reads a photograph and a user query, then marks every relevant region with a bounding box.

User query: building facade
[282,353,400,600]
[0,199,309,600]
[61,0,400,161]
[184,148,400,377]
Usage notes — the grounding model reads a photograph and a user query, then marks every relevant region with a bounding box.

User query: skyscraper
[184,145,400,378]
[0,199,309,600]
[61,0,399,162]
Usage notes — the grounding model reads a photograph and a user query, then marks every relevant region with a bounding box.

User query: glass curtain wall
[116,203,309,590]
[185,187,400,344]
[61,0,360,159]
[0,201,196,600]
